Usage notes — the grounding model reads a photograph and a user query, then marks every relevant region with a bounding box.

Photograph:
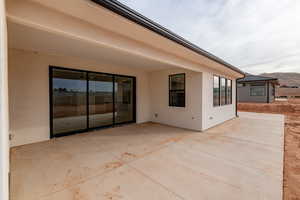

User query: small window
[250,84,265,96]
[220,77,226,105]
[227,79,232,104]
[169,74,185,107]
[213,76,220,106]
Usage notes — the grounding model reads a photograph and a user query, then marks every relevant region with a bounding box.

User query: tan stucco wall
[9,48,238,147]
[150,69,237,131]
[149,69,202,131]
[8,48,152,147]
[201,72,237,130]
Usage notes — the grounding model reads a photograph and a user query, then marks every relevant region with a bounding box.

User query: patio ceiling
[7,21,178,72]
[6,0,244,77]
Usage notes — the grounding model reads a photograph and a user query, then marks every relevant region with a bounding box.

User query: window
[214,75,232,106]
[226,79,232,104]
[213,76,220,106]
[220,77,226,105]
[169,73,185,107]
[250,83,265,96]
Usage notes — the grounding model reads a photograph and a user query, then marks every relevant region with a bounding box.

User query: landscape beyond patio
[11,112,284,200]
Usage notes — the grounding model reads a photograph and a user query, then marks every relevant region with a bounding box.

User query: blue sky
[118,0,300,74]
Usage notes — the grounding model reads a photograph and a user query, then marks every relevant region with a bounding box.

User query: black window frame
[226,79,232,105]
[213,75,220,107]
[49,66,137,138]
[220,77,227,106]
[214,75,232,106]
[169,73,186,107]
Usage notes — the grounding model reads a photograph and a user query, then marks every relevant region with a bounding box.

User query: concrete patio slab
[39,165,182,200]
[10,112,284,200]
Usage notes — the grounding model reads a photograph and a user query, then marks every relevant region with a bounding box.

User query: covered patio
[11,112,284,200]
[6,0,243,148]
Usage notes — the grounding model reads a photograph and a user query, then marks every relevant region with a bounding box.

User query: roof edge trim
[238,79,278,83]
[90,0,244,75]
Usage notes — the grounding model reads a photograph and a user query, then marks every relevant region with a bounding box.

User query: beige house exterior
[0,0,244,199]
[276,87,300,98]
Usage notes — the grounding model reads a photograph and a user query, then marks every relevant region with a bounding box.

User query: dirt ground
[238,99,300,200]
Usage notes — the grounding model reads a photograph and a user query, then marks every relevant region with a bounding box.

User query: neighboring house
[0,1,244,199]
[276,88,300,98]
[237,75,279,103]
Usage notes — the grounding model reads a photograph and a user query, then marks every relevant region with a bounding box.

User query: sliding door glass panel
[52,69,87,135]
[115,76,134,123]
[88,73,113,128]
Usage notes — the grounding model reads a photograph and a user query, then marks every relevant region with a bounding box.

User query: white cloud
[118,0,300,74]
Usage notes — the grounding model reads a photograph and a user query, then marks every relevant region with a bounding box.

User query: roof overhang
[91,0,244,76]
[238,79,280,85]
[6,0,244,77]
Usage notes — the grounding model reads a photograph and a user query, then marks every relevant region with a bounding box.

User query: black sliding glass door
[88,73,114,128]
[115,76,134,124]
[50,67,136,137]
[51,68,87,135]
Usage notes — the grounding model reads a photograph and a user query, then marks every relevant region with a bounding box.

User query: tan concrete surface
[10,112,284,200]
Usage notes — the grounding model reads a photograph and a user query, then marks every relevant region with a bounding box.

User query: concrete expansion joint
[126,164,186,200]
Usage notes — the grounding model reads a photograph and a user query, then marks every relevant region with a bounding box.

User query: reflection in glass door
[115,76,135,124]
[88,73,113,128]
[50,67,136,137]
[51,68,87,135]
